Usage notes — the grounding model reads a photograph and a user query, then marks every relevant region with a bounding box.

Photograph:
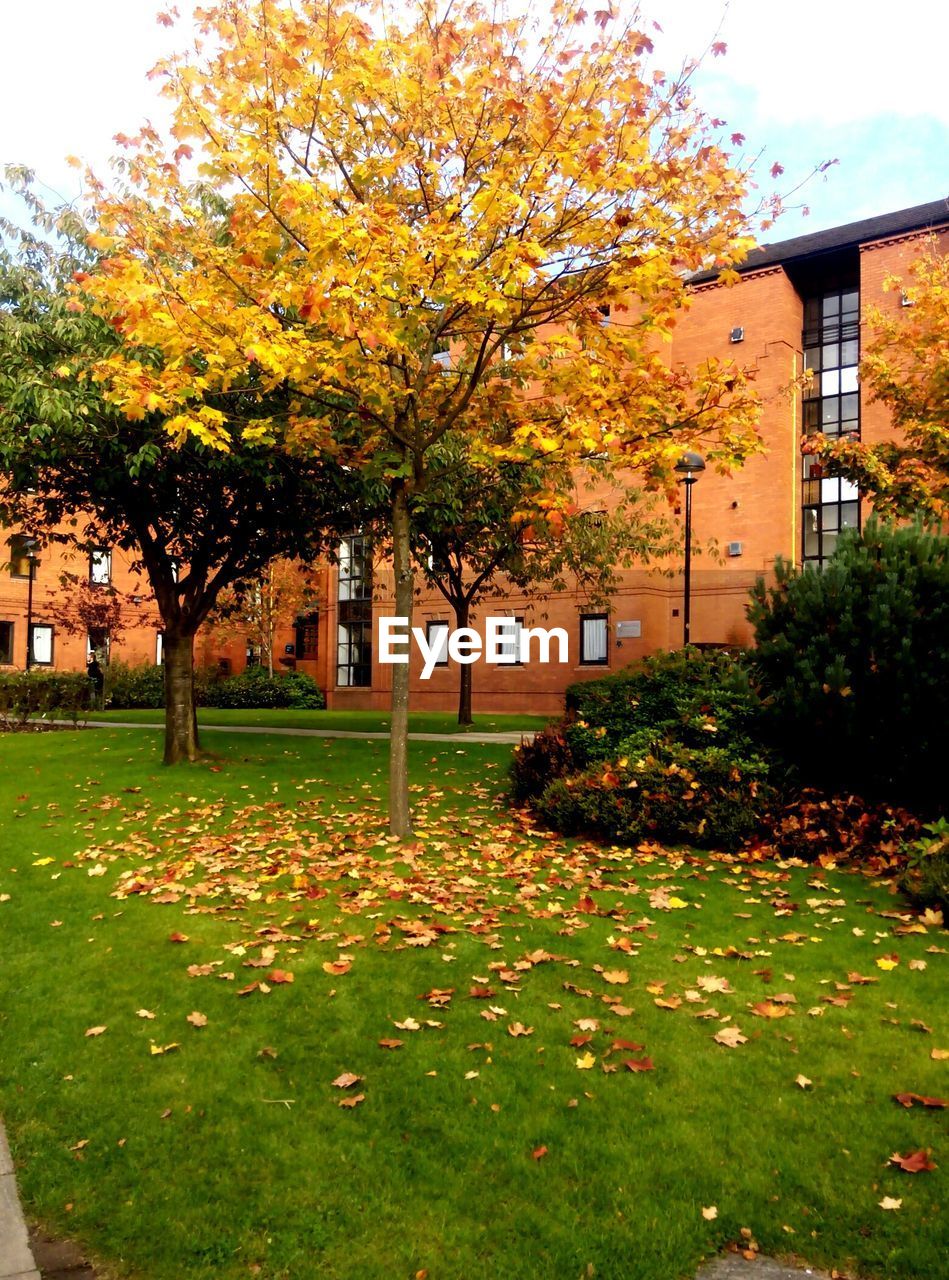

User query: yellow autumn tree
[79,0,773,835]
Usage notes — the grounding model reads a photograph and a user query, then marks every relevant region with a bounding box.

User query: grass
[0,727,946,1280]
[88,707,551,734]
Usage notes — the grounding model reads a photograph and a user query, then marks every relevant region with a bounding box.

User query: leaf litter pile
[45,757,946,1245]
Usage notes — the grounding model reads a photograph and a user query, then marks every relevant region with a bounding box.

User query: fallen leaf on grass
[136,1009,156,1020]
[601,970,629,985]
[893,1093,947,1109]
[575,1052,596,1070]
[394,1017,420,1031]
[623,1056,654,1072]
[332,1072,363,1089]
[84,1026,107,1037]
[889,1150,936,1173]
[149,1042,180,1055]
[931,1048,949,1061]
[338,1093,365,1109]
[322,960,351,976]
[508,1022,533,1038]
[878,1196,902,1211]
[168,932,189,943]
[702,1206,718,1221]
[876,955,899,971]
[751,1001,792,1020]
[266,969,294,984]
[186,1011,207,1028]
[378,1039,403,1050]
[795,1074,812,1089]
[531,1145,548,1161]
[714,1027,748,1048]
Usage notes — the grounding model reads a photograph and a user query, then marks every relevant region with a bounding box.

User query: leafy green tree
[748,519,949,809]
[0,181,357,762]
[411,435,674,723]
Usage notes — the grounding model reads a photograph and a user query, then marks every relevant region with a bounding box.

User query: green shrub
[105,661,325,711]
[0,670,92,727]
[201,667,325,710]
[749,519,949,809]
[536,736,774,851]
[898,819,949,913]
[564,647,760,766]
[105,661,167,710]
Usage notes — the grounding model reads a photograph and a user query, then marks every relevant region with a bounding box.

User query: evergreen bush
[749,519,949,809]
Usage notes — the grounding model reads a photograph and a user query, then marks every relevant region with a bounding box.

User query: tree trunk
[163,629,200,764]
[389,478,413,837]
[455,598,473,725]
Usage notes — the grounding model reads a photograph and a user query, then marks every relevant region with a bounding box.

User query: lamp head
[674,451,706,482]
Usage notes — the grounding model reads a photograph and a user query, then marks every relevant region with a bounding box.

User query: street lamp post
[673,452,705,647]
[23,538,40,670]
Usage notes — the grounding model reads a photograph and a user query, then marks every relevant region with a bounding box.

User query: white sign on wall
[616,620,642,639]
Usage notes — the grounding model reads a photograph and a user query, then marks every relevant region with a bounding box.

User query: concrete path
[65,719,528,745]
[0,1121,40,1280]
[696,1255,835,1279]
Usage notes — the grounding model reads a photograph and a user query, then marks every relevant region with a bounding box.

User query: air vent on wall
[727,541,743,557]
[729,326,744,343]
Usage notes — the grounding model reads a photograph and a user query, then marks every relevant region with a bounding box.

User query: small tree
[411,435,674,723]
[0,185,357,762]
[46,575,128,662]
[207,558,323,676]
[748,519,949,809]
[806,239,949,519]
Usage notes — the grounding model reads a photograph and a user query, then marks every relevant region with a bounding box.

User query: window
[86,630,109,663]
[802,287,860,566]
[29,624,53,666]
[425,621,450,668]
[337,534,372,687]
[89,547,112,585]
[580,614,609,665]
[496,617,523,665]
[0,621,13,665]
[8,534,38,579]
[295,610,319,661]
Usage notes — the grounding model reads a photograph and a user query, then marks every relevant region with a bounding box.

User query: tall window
[0,621,13,665]
[8,535,35,579]
[802,288,860,566]
[295,610,320,662]
[337,534,372,687]
[89,547,111,585]
[29,624,54,666]
[425,620,450,668]
[580,613,608,665]
[496,617,523,665]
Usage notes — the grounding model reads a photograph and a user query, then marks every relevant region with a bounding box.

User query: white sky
[0,0,946,240]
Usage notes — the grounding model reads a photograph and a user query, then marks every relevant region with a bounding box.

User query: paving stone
[0,1171,39,1280]
[696,1255,835,1279]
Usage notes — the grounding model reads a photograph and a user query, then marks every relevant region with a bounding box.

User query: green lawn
[0,728,945,1280]
[89,707,550,734]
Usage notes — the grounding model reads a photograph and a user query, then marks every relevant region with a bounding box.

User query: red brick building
[3,198,947,713]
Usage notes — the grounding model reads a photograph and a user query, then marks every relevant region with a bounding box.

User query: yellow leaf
[575,1051,596,1070]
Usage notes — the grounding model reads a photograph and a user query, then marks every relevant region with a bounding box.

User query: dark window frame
[29,623,54,667]
[802,286,861,567]
[0,620,13,665]
[425,620,450,669]
[337,534,373,688]
[580,613,609,666]
[89,546,112,586]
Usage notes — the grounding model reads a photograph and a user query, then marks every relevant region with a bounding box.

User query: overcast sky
[0,0,946,244]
